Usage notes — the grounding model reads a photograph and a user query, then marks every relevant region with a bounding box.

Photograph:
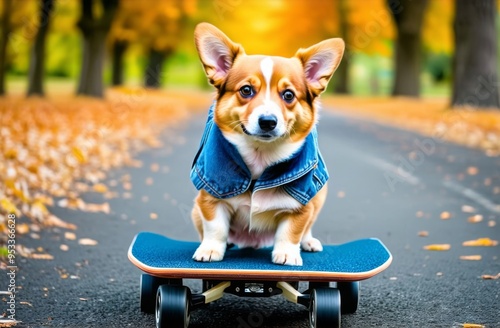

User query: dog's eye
[282,90,295,103]
[239,86,254,98]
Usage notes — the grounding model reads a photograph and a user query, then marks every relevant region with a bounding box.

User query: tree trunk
[334,0,349,94]
[387,0,428,97]
[111,40,127,86]
[27,0,54,97]
[452,0,499,109]
[144,48,168,88]
[0,0,13,95]
[76,0,118,98]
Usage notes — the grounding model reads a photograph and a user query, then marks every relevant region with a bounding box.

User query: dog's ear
[194,23,245,88]
[295,38,344,96]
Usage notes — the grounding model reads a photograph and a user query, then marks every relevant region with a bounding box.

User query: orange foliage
[111,0,197,51]
[422,0,453,53]
[344,0,394,56]
[322,95,500,155]
[0,90,194,229]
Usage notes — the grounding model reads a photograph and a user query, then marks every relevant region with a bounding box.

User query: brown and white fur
[191,23,344,266]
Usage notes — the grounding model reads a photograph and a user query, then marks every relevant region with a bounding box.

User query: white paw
[301,237,323,252]
[272,243,303,266]
[192,240,226,262]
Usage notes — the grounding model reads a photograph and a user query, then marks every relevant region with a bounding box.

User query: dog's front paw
[301,237,323,252]
[272,243,303,266]
[193,240,226,262]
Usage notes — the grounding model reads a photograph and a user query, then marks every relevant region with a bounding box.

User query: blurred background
[0,0,498,103]
[1,0,499,229]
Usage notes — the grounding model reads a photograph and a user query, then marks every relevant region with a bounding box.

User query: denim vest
[190,105,329,205]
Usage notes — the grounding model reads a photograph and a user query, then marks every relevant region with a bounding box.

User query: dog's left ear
[295,38,345,96]
[194,23,245,88]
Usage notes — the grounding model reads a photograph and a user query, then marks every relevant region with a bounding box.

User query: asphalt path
[10,108,500,328]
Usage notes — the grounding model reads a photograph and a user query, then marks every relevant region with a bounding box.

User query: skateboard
[128,232,392,328]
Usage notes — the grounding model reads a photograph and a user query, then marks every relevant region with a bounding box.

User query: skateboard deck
[128,232,392,282]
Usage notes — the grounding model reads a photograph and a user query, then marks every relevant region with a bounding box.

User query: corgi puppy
[190,23,344,266]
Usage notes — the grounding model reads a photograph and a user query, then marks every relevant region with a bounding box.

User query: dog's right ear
[194,23,245,88]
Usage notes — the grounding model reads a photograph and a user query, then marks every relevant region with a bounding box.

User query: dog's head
[194,23,344,143]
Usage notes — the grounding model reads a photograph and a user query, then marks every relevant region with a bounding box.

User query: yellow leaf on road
[72,147,87,163]
[424,244,451,251]
[0,198,19,214]
[462,238,498,247]
[461,324,485,328]
[92,183,108,193]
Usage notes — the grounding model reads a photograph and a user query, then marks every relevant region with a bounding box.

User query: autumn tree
[109,1,141,86]
[452,0,500,109]
[0,0,12,95]
[109,0,195,88]
[142,0,193,88]
[76,0,118,98]
[337,0,394,95]
[27,0,54,97]
[387,0,429,97]
[334,0,349,94]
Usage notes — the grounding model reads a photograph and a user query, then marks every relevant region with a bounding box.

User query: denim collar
[190,104,328,205]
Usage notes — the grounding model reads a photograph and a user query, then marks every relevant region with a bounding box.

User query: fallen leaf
[418,231,429,237]
[440,211,452,220]
[462,238,498,247]
[84,202,110,214]
[424,244,451,251]
[17,223,30,234]
[461,324,485,328]
[150,213,158,220]
[415,211,424,218]
[72,147,87,163]
[30,233,40,239]
[92,183,108,193]
[467,215,483,223]
[461,205,475,213]
[60,244,69,251]
[30,253,54,260]
[466,166,479,175]
[150,163,160,172]
[337,191,345,198]
[20,301,32,306]
[481,273,500,280]
[145,177,154,185]
[0,198,19,215]
[79,298,88,301]
[459,255,482,261]
[488,220,496,227]
[78,238,98,246]
[45,215,77,230]
[64,232,76,240]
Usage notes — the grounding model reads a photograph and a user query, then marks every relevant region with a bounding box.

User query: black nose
[258,115,277,132]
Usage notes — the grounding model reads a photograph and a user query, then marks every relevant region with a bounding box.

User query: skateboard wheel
[141,274,160,313]
[309,288,341,328]
[141,274,181,313]
[156,285,191,328]
[337,281,359,314]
